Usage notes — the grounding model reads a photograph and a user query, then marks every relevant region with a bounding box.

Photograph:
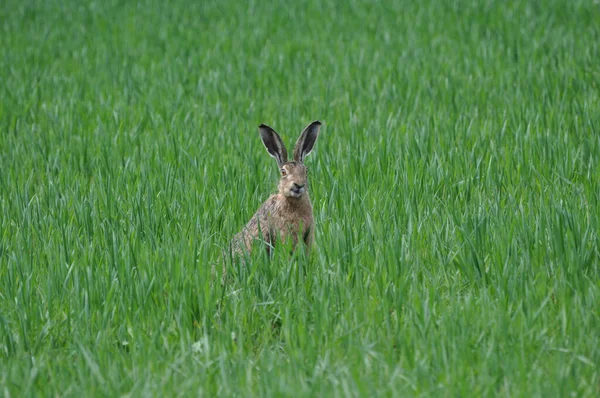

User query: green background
[1,0,599,396]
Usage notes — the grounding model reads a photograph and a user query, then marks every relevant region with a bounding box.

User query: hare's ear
[293,121,321,163]
[259,124,288,166]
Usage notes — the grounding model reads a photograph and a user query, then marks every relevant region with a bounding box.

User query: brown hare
[229,120,322,258]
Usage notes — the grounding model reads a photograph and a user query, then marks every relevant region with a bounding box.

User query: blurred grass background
[1,0,599,395]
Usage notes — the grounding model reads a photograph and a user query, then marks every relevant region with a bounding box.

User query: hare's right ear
[259,124,288,166]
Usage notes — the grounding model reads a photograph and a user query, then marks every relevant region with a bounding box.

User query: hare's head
[259,121,321,199]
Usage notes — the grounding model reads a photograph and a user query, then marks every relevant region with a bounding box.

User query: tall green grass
[1,0,599,395]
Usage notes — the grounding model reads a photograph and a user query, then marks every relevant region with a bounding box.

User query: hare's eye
[281,168,287,176]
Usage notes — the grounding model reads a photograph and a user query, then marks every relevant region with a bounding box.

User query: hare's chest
[272,211,312,233]
[269,203,313,246]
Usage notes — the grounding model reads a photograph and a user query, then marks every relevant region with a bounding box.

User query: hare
[229,120,322,259]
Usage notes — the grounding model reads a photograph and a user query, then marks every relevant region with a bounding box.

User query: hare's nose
[294,183,305,189]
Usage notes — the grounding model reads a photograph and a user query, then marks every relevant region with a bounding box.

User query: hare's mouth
[289,187,305,197]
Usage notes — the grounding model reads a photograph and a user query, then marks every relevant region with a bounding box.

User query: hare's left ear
[293,121,321,163]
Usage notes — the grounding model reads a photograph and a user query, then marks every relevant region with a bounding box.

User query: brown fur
[228,121,321,261]
[231,163,314,256]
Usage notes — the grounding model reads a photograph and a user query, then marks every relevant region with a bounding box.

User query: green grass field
[1,0,599,396]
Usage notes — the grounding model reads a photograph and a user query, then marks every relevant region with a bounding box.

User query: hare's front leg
[301,225,314,255]
[264,229,275,257]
